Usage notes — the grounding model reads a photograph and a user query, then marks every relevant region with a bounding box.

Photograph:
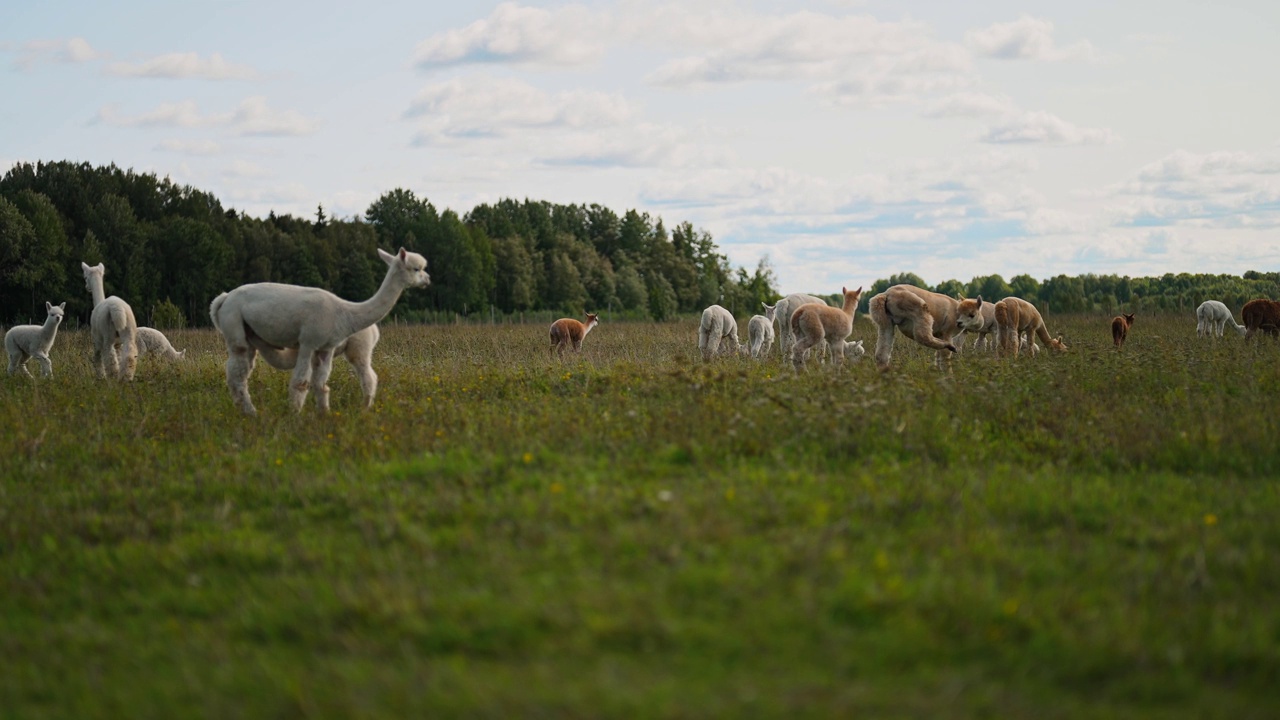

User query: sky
[3,0,1280,293]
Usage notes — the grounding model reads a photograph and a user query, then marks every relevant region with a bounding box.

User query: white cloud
[223,160,270,178]
[107,52,257,80]
[406,75,633,142]
[536,124,735,169]
[981,111,1117,145]
[965,16,1100,62]
[13,37,104,69]
[155,139,224,155]
[96,97,317,137]
[413,2,606,68]
[923,91,1017,118]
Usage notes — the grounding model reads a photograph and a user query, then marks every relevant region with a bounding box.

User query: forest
[2,160,1278,327]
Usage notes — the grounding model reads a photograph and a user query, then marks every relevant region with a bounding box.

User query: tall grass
[2,311,1278,718]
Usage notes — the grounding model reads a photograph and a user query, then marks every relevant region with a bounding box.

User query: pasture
[3,311,1279,718]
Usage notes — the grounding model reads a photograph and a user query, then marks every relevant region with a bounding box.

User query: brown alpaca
[1111,313,1134,349]
[549,312,599,356]
[790,286,863,370]
[867,285,961,371]
[1242,299,1280,339]
[993,296,1067,358]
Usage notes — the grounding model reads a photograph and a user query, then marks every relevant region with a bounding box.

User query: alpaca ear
[58,302,66,310]
[377,248,395,265]
[976,295,983,307]
[398,247,408,262]
[46,301,52,312]
[81,262,90,272]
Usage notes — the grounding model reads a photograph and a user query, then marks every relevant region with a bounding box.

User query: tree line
[861,271,1280,316]
[2,161,1277,328]
[0,161,778,327]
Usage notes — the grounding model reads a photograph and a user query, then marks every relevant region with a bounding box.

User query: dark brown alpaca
[1242,299,1280,339]
[1111,313,1134,349]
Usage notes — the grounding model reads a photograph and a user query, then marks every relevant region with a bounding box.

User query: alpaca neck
[42,315,61,337]
[840,295,859,317]
[333,266,407,336]
[88,277,106,307]
[581,321,596,338]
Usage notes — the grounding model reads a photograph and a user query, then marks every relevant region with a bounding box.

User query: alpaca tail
[209,292,228,335]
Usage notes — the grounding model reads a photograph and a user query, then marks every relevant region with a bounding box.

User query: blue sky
[3,0,1279,292]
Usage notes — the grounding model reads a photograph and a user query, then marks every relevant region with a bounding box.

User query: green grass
[3,312,1279,718]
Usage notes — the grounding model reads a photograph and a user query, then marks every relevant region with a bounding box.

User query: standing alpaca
[210,247,429,415]
[81,262,139,381]
[994,296,1067,358]
[745,303,777,359]
[1241,299,1280,339]
[790,286,863,370]
[952,296,999,351]
[253,325,380,409]
[772,293,828,358]
[1111,313,1135,349]
[136,327,186,360]
[867,285,960,371]
[550,312,599,357]
[1196,300,1246,338]
[698,305,740,360]
[5,302,65,378]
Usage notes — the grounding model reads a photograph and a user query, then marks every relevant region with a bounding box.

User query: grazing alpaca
[1196,300,1246,338]
[698,305,740,360]
[5,302,65,378]
[993,296,1067,358]
[550,312,599,357]
[953,296,999,351]
[1111,313,1135,349]
[867,285,960,371]
[745,304,777,359]
[81,262,139,381]
[210,247,429,415]
[1241,299,1280,339]
[254,325,381,409]
[136,327,186,360]
[790,286,864,370]
[772,293,828,358]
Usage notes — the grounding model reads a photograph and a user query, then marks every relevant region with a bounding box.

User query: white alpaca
[773,293,828,357]
[210,247,429,415]
[136,327,186,360]
[1196,300,1246,338]
[699,304,740,360]
[82,262,139,381]
[5,302,65,378]
[252,325,381,409]
[745,304,777,359]
[952,297,999,352]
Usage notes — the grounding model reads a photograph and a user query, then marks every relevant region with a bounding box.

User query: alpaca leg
[792,335,817,370]
[311,349,335,412]
[119,338,137,381]
[355,363,378,409]
[225,346,258,415]
[34,352,52,378]
[288,349,317,412]
[9,351,32,377]
[91,343,107,379]
[869,295,896,371]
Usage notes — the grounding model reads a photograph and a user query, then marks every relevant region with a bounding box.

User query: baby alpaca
[550,312,599,357]
[698,305,740,360]
[953,296,998,351]
[994,297,1067,358]
[254,325,380,409]
[791,286,863,370]
[81,262,139,381]
[1195,300,1245,338]
[746,304,777,359]
[5,302,65,378]
[1111,313,1135,349]
[136,327,186,360]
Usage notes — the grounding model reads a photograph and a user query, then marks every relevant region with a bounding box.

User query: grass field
[3,311,1279,718]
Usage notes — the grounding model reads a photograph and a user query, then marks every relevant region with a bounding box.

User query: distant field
[3,311,1279,718]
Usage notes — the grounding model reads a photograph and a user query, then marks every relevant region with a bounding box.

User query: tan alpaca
[953,296,999,351]
[1111,313,1134,349]
[550,312,598,356]
[867,285,961,371]
[790,286,863,370]
[993,296,1067,358]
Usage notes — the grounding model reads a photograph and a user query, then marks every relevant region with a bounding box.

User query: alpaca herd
[6,253,1279,414]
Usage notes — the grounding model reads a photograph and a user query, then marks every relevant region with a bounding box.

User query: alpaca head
[81,262,105,290]
[845,339,866,360]
[378,247,431,288]
[1123,313,1135,327]
[955,296,985,331]
[45,301,66,326]
[762,302,777,322]
[585,312,599,330]
[841,286,864,308]
[1049,335,1068,352]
